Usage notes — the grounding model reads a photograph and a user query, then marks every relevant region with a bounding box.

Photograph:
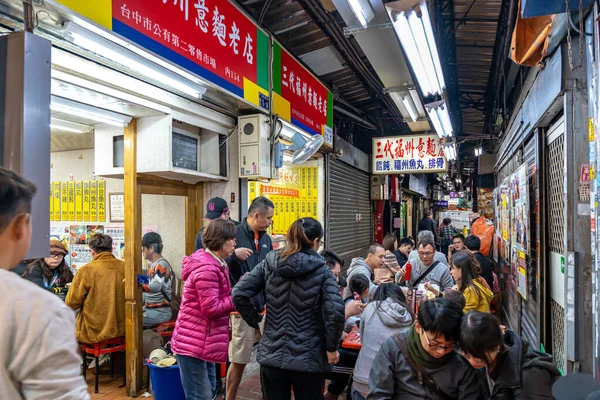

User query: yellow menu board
[61,182,69,221]
[49,186,54,222]
[83,181,90,222]
[49,180,106,222]
[75,182,83,222]
[67,182,75,221]
[90,181,98,222]
[53,182,61,221]
[248,165,321,235]
[98,180,106,222]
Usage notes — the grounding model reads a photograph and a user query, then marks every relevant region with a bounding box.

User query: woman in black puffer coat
[232,217,345,400]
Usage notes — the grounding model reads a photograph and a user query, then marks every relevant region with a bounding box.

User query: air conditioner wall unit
[238,114,272,180]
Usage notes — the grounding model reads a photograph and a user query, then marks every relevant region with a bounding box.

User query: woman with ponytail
[233,217,345,400]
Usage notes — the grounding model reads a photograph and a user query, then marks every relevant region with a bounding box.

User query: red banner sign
[113,0,263,94]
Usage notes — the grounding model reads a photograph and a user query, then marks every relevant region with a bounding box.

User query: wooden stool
[81,337,126,394]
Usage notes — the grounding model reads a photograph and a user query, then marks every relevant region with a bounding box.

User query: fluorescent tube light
[426,101,453,137]
[70,18,207,86]
[391,1,446,96]
[443,143,457,161]
[347,0,375,28]
[279,120,313,141]
[50,124,84,133]
[51,103,124,127]
[389,91,420,122]
[50,117,93,133]
[64,22,205,99]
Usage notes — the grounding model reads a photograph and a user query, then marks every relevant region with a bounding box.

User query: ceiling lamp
[425,100,453,138]
[387,88,425,123]
[443,143,457,161]
[474,147,484,157]
[390,1,445,96]
[64,22,207,99]
[51,96,132,127]
[347,0,376,27]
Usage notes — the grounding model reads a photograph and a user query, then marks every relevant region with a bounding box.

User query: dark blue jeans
[176,355,213,400]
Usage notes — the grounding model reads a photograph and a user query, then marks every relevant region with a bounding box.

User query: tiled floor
[86,349,346,399]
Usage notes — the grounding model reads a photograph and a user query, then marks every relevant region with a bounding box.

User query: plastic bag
[471,216,494,256]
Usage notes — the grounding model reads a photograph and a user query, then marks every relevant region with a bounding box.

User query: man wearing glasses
[195,197,239,251]
[367,298,480,400]
[397,239,454,293]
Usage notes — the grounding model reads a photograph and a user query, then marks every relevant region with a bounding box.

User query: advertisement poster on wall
[499,178,511,242]
[516,248,528,300]
[510,163,529,254]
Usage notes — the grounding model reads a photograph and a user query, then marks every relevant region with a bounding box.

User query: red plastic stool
[156,320,176,338]
[81,337,126,394]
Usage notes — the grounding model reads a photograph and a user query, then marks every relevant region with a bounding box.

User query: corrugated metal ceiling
[234,0,410,140]
[235,0,507,159]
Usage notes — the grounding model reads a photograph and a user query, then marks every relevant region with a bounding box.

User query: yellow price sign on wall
[98,180,106,222]
[249,165,321,235]
[83,181,90,222]
[75,182,83,222]
[67,181,75,221]
[53,182,61,221]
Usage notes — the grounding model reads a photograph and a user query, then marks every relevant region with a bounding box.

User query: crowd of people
[0,166,575,400]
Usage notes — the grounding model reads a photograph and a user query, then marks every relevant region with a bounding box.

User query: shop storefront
[1,0,330,393]
[494,35,593,374]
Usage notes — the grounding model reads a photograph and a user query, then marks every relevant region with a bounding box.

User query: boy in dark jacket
[368,298,480,400]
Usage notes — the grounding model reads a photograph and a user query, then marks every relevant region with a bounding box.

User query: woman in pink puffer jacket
[171,219,237,400]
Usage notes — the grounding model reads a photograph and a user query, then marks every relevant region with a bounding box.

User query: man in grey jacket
[408,231,448,266]
[367,298,480,400]
[343,244,385,300]
[397,239,454,292]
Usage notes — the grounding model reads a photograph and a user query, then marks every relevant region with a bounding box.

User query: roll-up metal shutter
[521,133,541,349]
[327,158,372,273]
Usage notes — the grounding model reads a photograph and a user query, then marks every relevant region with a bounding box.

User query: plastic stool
[156,321,176,338]
[81,337,126,394]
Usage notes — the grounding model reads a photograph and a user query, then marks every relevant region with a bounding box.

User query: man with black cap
[195,197,239,250]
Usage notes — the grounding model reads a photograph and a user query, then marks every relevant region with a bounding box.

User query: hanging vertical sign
[67,181,75,221]
[53,182,61,221]
[90,180,98,222]
[83,181,91,222]
[75,181,83,222]
[61,182,69,221]
[49,186,54,222]
[272,41,334,147]
[98,180,106,222]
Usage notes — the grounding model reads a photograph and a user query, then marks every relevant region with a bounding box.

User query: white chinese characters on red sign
[114,0,258,90]
[279,46,329,135]
[372,135,447,174]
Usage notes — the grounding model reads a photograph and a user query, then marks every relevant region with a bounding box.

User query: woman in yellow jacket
[449,251,493,313]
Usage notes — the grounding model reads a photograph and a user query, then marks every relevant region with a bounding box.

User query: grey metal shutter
[521,133,541,349]
[327,158,372,273]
